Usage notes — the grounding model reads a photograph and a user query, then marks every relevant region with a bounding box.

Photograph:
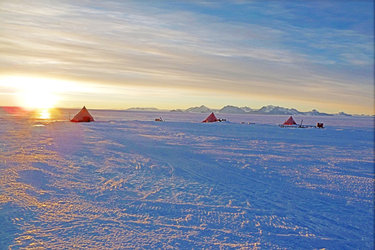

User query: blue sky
[0,0,373,114]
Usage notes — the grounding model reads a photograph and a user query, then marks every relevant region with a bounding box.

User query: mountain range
[177,105,353,116]
[128,105,353,116]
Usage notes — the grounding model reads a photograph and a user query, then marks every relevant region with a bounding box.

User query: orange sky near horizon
[0,75,372,115]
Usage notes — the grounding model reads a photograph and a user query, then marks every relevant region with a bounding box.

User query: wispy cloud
[0,0,373,113]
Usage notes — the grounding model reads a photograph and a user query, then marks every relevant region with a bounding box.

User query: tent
[70,106,94,122]
[202,112,219,123]
[283,116,297,126]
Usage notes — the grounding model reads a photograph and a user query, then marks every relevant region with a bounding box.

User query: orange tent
[70,106,94,122]
[283,116,297,125]
[202,112,219,123]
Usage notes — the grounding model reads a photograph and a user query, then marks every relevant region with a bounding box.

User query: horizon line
[1,105,373,116]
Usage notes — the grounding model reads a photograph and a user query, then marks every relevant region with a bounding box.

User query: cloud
[0,0,373,113]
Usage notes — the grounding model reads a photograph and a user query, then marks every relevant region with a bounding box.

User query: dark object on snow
[316,123,324,128]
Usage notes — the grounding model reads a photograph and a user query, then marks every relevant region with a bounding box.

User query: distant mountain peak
[126,107,160,111]
[240,106,255,112]
[257,105,301,115]
[185,105,212,113]
[219,105,246,113]
[337,111,352,117]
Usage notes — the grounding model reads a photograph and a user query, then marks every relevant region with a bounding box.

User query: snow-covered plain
[0,109,373,249]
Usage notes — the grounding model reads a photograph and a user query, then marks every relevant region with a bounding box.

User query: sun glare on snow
[37,108,51,119]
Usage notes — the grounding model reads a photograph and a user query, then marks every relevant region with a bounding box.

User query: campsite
[279,116,324,128]
[1,0,373,248]
[0,109,373,249]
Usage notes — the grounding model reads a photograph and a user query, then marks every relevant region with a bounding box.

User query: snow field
[0,113,373,248]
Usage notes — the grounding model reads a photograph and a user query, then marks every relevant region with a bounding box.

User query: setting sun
[1,76,60,110]
[17,86,58,110]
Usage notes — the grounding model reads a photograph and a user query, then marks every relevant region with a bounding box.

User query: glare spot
[38,109,51,119]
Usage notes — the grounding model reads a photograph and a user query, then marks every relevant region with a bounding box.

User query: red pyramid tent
[202,112,219,123]
[70,106,94,122]
[283,116,297,125]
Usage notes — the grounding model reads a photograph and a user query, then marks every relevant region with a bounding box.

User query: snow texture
[0,110,373,249]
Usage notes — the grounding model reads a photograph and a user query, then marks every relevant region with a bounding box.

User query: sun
[1,76,60,110]
[17,85,58,110]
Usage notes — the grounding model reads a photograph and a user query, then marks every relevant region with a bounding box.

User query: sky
[0,0,374,114]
